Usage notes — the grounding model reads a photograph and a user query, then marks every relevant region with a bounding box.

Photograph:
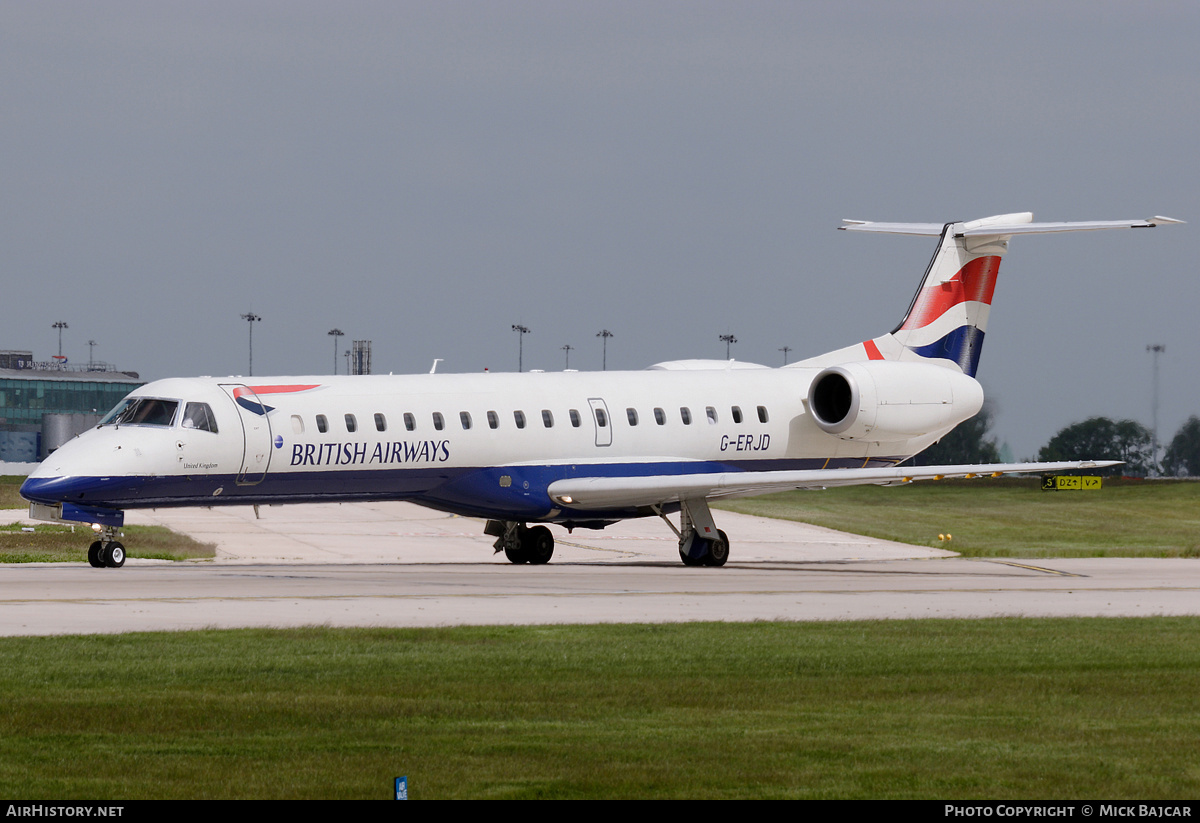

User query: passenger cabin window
[626,408,638,426]
[731,406,743,424]
[345,414,357,433]
[291,414,305,434]
[514,410,526,429]
[101,397,179,428]
[316,414,328,433]
[182,402,218,433]
[433,412,445,431]
[374,413,387,432]
[654,407,666,425]
[460,411,472,430]
[542,410,554,428]
[404,413,416,432]
[487,411,499,429]
[594,408,607,427]
[757,405,769,423]
[706,406,718,425]
[680,407,692,425]
[569,409,581,428]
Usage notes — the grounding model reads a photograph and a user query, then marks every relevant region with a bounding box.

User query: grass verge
[0,475,31,509]
[1,620,1198,799]
[717,478,1200,558]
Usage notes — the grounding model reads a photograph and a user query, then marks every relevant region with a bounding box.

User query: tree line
[908,405,1200,478]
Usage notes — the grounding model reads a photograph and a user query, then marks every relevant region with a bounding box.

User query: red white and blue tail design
[798,212,1182,376]
[886,216,1009,377]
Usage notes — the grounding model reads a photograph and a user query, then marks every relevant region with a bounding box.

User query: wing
[546,461,1119,510]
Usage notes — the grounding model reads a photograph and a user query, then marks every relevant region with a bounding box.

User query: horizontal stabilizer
[548,461,1121,510]
[841,215,1183,238]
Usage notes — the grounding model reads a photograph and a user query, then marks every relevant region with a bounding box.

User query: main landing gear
[86,526,126,569]
[656,497,730,568]
[487,520,555,565]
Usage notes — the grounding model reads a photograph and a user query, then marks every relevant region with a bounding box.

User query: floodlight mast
[1147,343,1165,475]
[328,329,344,374]
[596,329,613,370]
[512,324,531,372]
[241,312,261,376]
[719,333,737,359]
[52,321,68,358]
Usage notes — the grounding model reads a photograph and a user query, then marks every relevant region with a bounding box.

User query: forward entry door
[219,383,274,485]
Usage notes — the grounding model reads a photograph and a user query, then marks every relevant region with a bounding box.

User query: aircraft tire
[87,541,105,568]
[525,526,554,565]
[504,546,527,564]
[705,530,730,567]
[679,533,708,566]
[105,542,126,569]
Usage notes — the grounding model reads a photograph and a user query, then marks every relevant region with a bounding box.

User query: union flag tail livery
[804,212,1182,376]
[886,217,1006,377]
[21,211,1181,570]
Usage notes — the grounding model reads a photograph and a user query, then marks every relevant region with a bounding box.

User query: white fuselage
[22,363,981,525]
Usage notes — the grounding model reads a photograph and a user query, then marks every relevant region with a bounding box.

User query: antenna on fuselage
[429,359,443,374]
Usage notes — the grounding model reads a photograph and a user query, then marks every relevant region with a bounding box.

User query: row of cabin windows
[292,405,770,435]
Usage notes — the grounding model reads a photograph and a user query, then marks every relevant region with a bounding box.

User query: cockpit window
[182,402,219,433]
[101,397,180,428]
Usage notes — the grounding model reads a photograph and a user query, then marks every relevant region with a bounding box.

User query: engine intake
[807,361,983,442]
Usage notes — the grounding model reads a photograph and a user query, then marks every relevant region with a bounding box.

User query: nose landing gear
[87,527,127,569]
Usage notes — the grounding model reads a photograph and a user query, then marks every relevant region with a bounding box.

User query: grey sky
[2,1,1195,459]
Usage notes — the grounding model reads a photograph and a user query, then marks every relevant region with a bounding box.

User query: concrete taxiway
[2,501,1198,635]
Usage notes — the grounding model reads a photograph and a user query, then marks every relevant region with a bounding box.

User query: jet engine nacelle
[807,361,984,442]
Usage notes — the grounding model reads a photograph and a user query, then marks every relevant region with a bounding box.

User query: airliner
[21,212,1181,568]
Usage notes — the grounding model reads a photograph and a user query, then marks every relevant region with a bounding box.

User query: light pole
[779,346,792,365]
[561,344,574,370]
[328,329,344,374]
[88,339,97,369]
[52,321,68,358]
[596,329,613,370]
[719,333,737,360]
[512,324,530,372]
[241,312,261,376]
[1147,343,1165,475]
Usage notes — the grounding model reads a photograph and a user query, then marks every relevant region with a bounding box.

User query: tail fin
[798,213,1183,377]
[884,212,1019,377]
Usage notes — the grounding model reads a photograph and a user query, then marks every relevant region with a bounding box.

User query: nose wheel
[87,529,127,568]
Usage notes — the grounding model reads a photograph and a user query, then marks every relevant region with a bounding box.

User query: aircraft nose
[20,475,84,505]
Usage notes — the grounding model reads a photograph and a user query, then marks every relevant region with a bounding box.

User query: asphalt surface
[1,502,1198,635]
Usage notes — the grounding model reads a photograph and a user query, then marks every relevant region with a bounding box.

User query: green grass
[1,620,1198,799]
[0,475,30,509]
[718,478,1200,558]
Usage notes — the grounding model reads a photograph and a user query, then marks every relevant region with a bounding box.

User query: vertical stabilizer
[886,213,1025,376]
[795,213,1181,377]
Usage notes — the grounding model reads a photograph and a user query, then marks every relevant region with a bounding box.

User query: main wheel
[524,526,554,565]
[87,541,105,568]
[705,530,730,567]
[504,542,528,564]
[679,533,708,566]
[105,542,126,568]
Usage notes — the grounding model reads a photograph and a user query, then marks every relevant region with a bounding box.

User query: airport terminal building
[0,351,143,462]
